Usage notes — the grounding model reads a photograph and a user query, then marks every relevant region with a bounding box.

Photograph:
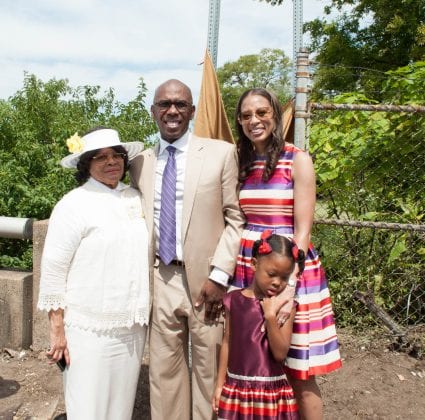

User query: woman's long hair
[235,88,285,183]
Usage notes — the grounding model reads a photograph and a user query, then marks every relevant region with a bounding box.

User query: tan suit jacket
[130,134,244,307]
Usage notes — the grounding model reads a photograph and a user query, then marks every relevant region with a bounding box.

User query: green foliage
[258,0,425,98]
[305,0,425,98]
[0,74,157,269]
[314,225,425,327]
[312,62,425,222]
[0,239,33,271]
[310,62,425,327]
[217,48,292,132]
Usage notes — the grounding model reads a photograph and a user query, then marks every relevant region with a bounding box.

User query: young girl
[213,231,304,420]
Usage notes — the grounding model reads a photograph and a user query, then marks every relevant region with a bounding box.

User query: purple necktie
[159,146,177,265]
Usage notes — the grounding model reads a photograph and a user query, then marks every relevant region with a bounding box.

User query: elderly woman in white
[38,127,149,420]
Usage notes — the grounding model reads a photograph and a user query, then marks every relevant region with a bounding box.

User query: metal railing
[0,216,33,240]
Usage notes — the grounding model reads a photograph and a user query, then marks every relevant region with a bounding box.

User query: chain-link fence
[304,74,425,354]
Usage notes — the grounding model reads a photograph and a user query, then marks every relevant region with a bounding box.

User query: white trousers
[64,324,147,420]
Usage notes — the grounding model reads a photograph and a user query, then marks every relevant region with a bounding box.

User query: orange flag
[194,50,234,143]
[282,98,295,143]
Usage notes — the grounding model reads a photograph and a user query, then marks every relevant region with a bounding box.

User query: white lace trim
[64,305,149,332]
[37,296,149,331]
[37,294,66,311]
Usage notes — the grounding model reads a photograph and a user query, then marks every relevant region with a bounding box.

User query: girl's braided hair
[252,230,305,276]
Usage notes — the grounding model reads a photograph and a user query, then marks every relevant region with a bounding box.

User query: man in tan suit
[130,79,244,419]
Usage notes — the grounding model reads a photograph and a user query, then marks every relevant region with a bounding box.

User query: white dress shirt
[154,131,230,286]
[154,131,188,261]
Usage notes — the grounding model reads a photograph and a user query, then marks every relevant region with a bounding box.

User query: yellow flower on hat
[66,132,84,153]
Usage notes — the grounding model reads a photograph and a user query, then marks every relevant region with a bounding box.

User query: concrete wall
[32,219,49,351]
[0,219,50,350]
[0,270,33,349]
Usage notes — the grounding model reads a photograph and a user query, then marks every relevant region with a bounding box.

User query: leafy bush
[0,74,157,269]
[310,62,425,327]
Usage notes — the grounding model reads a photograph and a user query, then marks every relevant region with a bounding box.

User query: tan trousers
[149,261,223,420]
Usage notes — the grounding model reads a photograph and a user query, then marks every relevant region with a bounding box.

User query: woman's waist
[64,303,149,331]
[65,289,149,311]
[65,286,149,312]
[243,223,294,235]
[66,269,149,298]
[65,322,146,338]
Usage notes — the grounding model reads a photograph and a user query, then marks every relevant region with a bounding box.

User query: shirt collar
[88,177,128,192]
[159,130,190,156]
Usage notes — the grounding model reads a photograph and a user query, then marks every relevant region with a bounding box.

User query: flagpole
[292,0,303,94]
[292,0,307,150]
[207,0,221,69]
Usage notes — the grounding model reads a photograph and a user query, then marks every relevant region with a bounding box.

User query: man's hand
[195,279,227,322]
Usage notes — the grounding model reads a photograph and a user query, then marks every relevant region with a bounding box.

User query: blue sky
[0,0,330,106]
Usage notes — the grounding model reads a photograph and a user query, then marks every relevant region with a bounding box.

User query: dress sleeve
[222,290,235,314]
[37,194,83,311]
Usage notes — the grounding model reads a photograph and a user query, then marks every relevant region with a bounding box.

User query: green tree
[310,62,425,325]
[217,48,292,129]
[258,0,425,98]
[307,0,425,97]
[0,73,157,269]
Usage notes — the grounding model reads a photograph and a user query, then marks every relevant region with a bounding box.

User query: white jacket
[38,177,149,331]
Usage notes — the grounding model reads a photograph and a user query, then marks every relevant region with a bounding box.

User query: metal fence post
[207,0,221,69]
[294,49,310,150]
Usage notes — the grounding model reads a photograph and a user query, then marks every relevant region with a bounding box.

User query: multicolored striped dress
[232,143,342,380]
[218,290,299,420]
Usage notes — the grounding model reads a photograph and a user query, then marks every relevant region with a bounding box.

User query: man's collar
[159,130,190,155]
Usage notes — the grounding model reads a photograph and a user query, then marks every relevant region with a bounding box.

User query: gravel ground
[1,329,424,419]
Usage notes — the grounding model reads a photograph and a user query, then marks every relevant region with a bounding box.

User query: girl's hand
[275,285,296,326]
[261,296,288,321]
[212,386,223,414]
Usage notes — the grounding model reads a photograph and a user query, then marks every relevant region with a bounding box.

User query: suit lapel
[182,136,204,243]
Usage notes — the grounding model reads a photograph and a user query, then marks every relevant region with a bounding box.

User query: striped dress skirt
[233,145,342,379]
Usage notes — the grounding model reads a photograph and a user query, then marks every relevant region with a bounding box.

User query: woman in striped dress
[231,88,342,419]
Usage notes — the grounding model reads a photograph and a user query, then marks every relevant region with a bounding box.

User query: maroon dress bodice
[224,290,285,378]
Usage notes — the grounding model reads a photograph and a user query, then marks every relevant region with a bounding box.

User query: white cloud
[0,0,330,105]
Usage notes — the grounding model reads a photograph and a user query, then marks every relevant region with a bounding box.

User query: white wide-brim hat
[60,128,144,168]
